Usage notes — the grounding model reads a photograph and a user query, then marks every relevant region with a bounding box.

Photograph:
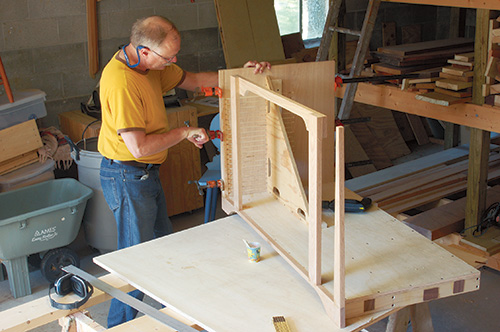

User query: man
[97,15,270,327]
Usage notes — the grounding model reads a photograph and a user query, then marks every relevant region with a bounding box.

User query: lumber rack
[321,0,500,243]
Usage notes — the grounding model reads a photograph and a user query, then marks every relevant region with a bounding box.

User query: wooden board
[333,83,500,133]
[0,150,38,175]
[454,52,475,62]
[344,126,378,177]
[439,71,473,82]
[0,119,42,163]
[350,104,411,160]
[372,62,442,75]
[58,110,101,143]
[214,0,285,68]
[348,107,393,171]
[218,61,336,201]
[95,215,400,332]
[415,91,471,106]
[346,145,471,193]
[441,66,474,77]
[404,185,500,240]
[434,87,472,98]
[435,79,473,91]
[94,208,480,331]
[160,106,203,216]
[376,38,474,57]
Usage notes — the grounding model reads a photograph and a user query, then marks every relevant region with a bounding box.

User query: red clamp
[334,75,343,91]
[335,119,344,127]
[201,87,222,98]
[208,130,223,141]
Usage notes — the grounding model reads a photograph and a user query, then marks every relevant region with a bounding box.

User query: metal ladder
[316,0,381,119]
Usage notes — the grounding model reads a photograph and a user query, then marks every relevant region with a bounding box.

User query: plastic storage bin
[0,89,47,130]
[0,178,93,298]
[0,159,55,193]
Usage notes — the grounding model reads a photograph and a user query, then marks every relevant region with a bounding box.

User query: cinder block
[33,44,86,75]
[3,18,59,50]
[105,9,154,39]
[198,2,218,29]
[0,0,28,21]
[61,69,98,98]
[27,0,85,18]
[180,28,219,55]
[58,15,87,44]
[156,5,198,31]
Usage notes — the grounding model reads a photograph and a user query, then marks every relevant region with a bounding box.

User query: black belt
[105,158,161,169]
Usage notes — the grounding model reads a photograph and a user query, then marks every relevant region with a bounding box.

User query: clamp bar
[63,265,205,332]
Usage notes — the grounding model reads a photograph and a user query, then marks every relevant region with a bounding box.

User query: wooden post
[86,0,99,78]
[230,76,242,210]
[334,125,346,325]
[464,9,491,237]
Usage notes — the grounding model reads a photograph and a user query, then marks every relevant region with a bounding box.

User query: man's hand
[186,127,209,149]
[244,60,271,74]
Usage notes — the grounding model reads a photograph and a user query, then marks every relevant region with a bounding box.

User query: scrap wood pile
[352,147,500,218]
[347,144,500,272]
[369,38,476,106]
[482,15,500,108]
[371,37,474,77]
[415,52,474,106]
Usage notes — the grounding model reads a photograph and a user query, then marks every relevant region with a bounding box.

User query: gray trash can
[70,137,117,253]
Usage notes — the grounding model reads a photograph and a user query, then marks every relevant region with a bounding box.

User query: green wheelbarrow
[0,178,93,298]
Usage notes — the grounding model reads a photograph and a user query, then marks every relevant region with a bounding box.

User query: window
[274,0,329,40]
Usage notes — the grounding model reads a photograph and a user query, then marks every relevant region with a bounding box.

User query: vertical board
[214,0,285,68]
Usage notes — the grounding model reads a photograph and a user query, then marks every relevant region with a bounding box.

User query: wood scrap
[483,17,500,108]
[404,185,500,240]
[352,145,500,217]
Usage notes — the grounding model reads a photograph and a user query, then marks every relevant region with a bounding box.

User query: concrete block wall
[0,0,223,127]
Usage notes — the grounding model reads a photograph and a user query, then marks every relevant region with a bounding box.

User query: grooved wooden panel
[159,106,203,216]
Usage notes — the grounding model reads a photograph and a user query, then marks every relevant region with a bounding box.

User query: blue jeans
[100,157,172,328]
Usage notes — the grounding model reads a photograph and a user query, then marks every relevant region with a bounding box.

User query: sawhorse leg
[386,302,434,332]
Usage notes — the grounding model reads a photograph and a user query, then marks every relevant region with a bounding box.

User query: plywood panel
[160,106,203,216]
[219,61,336,200]
[214,0,285,68]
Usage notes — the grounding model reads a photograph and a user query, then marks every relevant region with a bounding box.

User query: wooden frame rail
[335,83,500,133]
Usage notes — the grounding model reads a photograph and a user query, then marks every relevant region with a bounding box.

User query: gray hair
[130,15,178,49]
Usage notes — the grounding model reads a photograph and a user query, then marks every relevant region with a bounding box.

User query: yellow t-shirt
[97,52,185,164]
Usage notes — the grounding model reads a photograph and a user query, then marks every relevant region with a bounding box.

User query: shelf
[383,0,500,10]
[335,83,500,132]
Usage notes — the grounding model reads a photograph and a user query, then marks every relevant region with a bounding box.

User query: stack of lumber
[482,15,500,107]
[346,144,500,218]
[415,52,474,106]
[347,145,500,272]
[371,37,474,77]
[0,119,42,175]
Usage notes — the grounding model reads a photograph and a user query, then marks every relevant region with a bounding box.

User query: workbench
[91,209,477,332]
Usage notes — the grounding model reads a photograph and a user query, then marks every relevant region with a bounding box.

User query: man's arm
[121,126,208,159]
[177,61,271,91]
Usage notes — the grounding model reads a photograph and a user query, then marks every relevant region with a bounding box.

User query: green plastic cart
[0,178,93,298]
